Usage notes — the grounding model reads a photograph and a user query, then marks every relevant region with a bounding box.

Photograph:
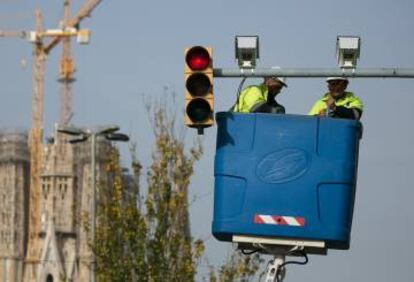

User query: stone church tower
[36,135,78,282]
[0,129,113,282]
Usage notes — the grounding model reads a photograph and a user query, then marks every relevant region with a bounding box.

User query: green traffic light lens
[186,98,211,122]
[186,73,211,97]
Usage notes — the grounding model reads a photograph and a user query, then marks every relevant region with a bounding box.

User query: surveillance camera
[336,36,361,69]
[235,35,259,69]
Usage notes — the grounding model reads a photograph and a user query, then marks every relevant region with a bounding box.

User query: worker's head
[264,76,287,97]
[326,77,348,98]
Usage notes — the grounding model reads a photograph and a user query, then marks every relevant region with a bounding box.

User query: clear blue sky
[1,1,414,281]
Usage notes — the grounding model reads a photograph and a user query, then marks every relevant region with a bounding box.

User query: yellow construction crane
[59,0,78,125]
[59,0,101,125]
[0,1,102,280]
[0,30,26,38]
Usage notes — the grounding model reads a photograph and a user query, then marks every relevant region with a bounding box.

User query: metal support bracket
[264,255,286,282]
[233,235,327,255]
[233,235,324,282]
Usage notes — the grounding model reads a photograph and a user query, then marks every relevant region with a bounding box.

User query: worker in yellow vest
[232,76,287,113]
[309,77,363,120]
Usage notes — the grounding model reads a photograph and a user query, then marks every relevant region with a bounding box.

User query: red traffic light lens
[186,46,210,71]
[186,73,211,97]
[186,98,212,123]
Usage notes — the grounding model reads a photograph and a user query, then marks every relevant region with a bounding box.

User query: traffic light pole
[213,68,414,78]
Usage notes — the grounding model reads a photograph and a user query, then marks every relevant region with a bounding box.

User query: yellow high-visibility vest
[309,92,363,115]
[233,85,268,113]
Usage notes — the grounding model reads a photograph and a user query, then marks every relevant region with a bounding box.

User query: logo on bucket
[256,148,309,183]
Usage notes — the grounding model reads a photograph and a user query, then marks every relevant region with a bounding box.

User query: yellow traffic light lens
[186,98,212,123]
[186,46,210,71]
[186,73,211,97]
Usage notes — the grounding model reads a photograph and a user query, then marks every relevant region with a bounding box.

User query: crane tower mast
[59,0,75,125]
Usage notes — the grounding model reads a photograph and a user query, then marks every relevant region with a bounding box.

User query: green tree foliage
[93,148,148,281]
[91,100,261,281]
[208,251,262,282]
[92,102,203,282]
[145,104,203,281]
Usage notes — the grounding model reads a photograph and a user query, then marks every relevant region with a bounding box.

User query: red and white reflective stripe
[254,214,306,227]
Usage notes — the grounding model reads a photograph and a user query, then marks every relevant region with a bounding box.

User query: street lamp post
[58,125,129,282]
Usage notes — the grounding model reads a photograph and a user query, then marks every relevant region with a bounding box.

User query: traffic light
[184,46,213,134]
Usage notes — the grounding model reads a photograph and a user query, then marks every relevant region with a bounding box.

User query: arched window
[46,274,54,282]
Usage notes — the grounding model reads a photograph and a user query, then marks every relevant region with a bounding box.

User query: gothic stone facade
[0,130,111,282]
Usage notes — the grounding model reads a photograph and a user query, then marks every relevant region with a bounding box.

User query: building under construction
[0,129,114,282]
[0,1,129,281]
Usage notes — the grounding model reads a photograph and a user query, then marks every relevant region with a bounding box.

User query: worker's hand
[325,96,335,108]
[318,109,327,116]
[325,96,336,111]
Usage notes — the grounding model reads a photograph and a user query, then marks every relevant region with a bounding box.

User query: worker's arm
[333,106,362,120]
[308,100,326,115]
[333,95,363,120]
[253,102,285,114]
[236,86,266,113]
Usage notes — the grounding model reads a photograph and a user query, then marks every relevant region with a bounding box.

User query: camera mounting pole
[213,67,414,78]
[227,35,414,79]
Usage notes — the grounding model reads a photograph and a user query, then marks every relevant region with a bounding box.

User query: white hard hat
[326,77,349,82]
[265,76,288,87]
[265,66,287,87]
